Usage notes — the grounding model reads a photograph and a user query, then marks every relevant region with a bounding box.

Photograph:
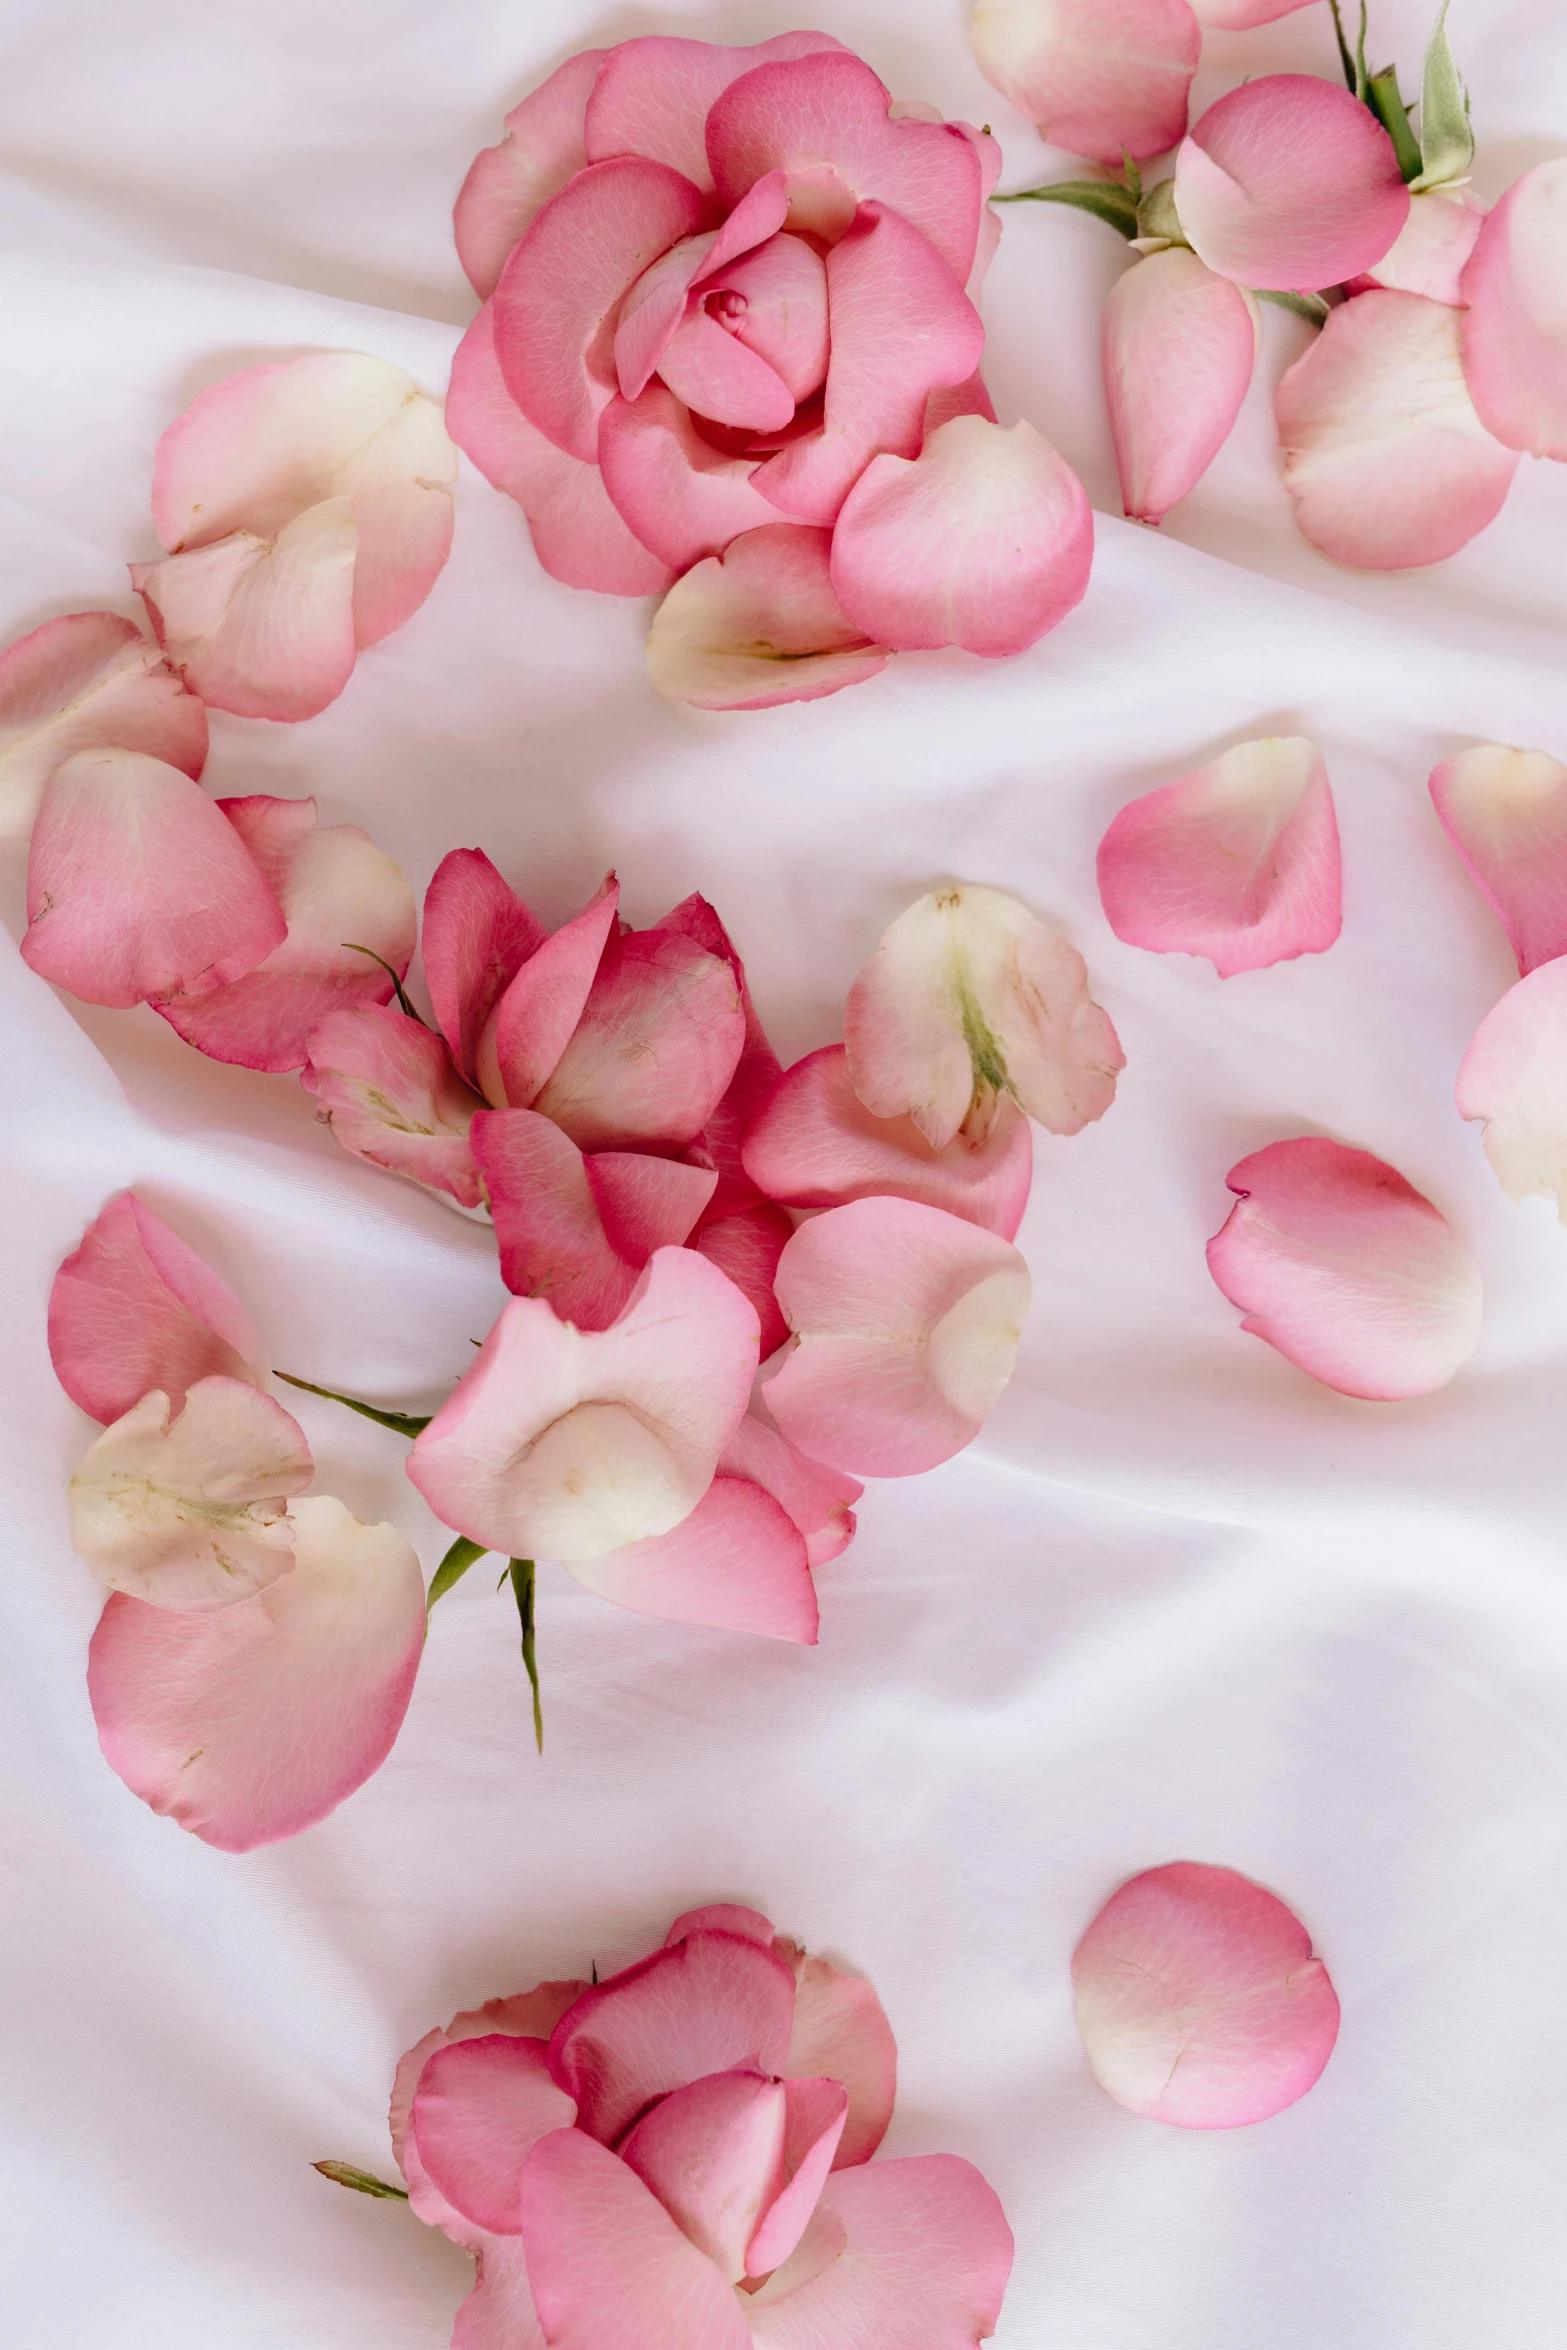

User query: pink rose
[390,1905,1013,2349]
[447,34,1092,705]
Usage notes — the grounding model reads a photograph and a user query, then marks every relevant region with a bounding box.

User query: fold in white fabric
[2,1,1565,2343]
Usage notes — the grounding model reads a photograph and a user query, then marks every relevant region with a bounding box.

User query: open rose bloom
[447,33,1093,705]
[387,1906,1013,2350]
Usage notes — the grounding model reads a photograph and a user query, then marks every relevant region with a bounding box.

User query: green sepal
[342,943,424,1024]
[1255,288,1332,324]
[508,1559,544,1753]
[427,1534,487,1613]
[1411,0,1473,188]
[314,2161,409,2200]
[275,1371,431,1439]
[1368,65,1424,184]
[992,179,1139,238]
[1135,177,1184,247]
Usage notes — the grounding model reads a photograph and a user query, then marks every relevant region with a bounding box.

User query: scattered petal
[1460,159,1567,461]
[647,524,889,711]
[0,610,206,842]
[1363,183,1484,307]
[777,1943,896,2168]
[1430,744,1567,975]
[304,1006,485,1208]
[1102,249,1257,525]
[1455,957,1567,1215]
[532,927,747,1153]
[421,846,548,1087]
[720,1404,863,1572]
[969,0,1200,167]
[568,1473,820,1644]
[456,50,603,300]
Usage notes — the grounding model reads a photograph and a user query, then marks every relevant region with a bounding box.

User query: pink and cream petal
[1455,958,1567,1216]
[0,610,206,842]
[421,845,548,1085]
[531,928,747,1154]
[1206,1137,1483,1399]
[567,1473,820,1644]
[1102,249,1257,525]
[87,1493,425,1851]
[1072,1861,1340,2127]
[1363,184,1485,307]
[411,2035,577,2237]
[482,876,620,1110]
[304,1006,486,1208]
[647,525,890,712]
[1460,159,1567,461]
[777,1946,896,2169]
[1430,744,1567,975]
[969,0,1200,167]
[585,31,848,190]
[455,50,603,300]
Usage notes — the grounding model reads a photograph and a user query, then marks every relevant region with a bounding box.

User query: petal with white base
[1456,958,1567,1216]
[1460,159,1567,462]
[647,526,889,711]
[0,611,206,842]
[1430,744,1567,975]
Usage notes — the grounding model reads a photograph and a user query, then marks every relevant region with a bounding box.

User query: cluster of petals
[391,1904,1012,2350]
[446,32,1093,706]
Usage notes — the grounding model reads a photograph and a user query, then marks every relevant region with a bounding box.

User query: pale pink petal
[0,610,206,842]
[452,2237,546,2350]
[707,50,984,284]
[406,1248,759,1561]
[1431,745,1567,975]
[1363,184,1485,307]
[158,795,415,1071]
[455,50,603,300]
[568,1473,820,1644]
[765,1198,1031,1476]
[586,32,848,190]
[1097,735,1341,976]
[22,747,285,1010]
[970,0,1199,167]
[621,2068,790,2278]
[745,2155,1012,2350]
[719,1406,863,1572]
[1459,159,1567,460]
[694,1204,792,1358]
[411,2035,577,2236]
[1102,249,1257,525]
[1175,75,1409,293]
[547,1926,798,2144]
[1072,1860,1340,2127]
[1455,957,1567,1215]
[519,2129,752,2350]
[752,205,984,528]
[1207,1137,1482,1398]
[481,876,620,1110]
[1277,290,1520,569]
[647,525,890,711]
[69,1377,310,1611]
[653,893,783,1218]
[711,233,830,404]
[132,501,360,722]
[447,301,674,597]
[1189,0,1314,21]
[472,1108,701,1328]
[422,845,548,1086]
[493,159,707,461]
[657,309,798,434]
[304,1006,485,1208]
[598,384,778,573]
[776,1943,896,2169]
[613,178,792,401]
[746,2077,849,2275]
[588,1152,717,1261]
[844,884,1123,1150]
[665,1907,776,1946]
[49,1191,266,1426]
[88,1493,424,1851]
[532,928,747,1153]
[831,415,1092,657]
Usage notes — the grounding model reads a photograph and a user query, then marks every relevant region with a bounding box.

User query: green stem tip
[275,1371,431,1440]
[427,1534,488,1614]
[341,944,424,1024]
[314,2161,409,2200]
[508,1559,544,1753]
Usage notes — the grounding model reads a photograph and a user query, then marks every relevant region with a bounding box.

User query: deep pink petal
[742,1046,1032,1239]
[1431,745,1567,976]
[304,1006,485,1208]
[588,1151,717,1261]
[472,1108,702,1328]
[22,747,286,1010]
[1097,735,1341,976]
[0,610,206,841]
[831,416,1093,656]
[547,1926,798,2144]
[710,233,830,404]
[569,1474,820,1644]
[1102,250,1256,525]
[621,2068,789,2278]
[1206,1137,1483,1399]
[411,2035,577,2237]
[747,2078,849,2274]
[970,0,1199,167]
[406,1249,758,1562]
[653,893,783,1218]
[1072,1861,1340,2127]
[1455,957,1567,1214]
[613,177,792,402]
[1175,75,1409,294]
[482,876,620,1109]
[746,2155,1012,2350]
[707,51,984,284]
[718,1406,862,1572]
[753,205,983,528]
[694,1204,791,1359]
[422,845,548,1085]
[647,525,889,710]
[88,1494,425,1850]
[1459,159,1567,460]
[765,1198,1031,1476]
[1277,290,1519,569]
[586,31,847,189]
[598,385,777,573]
[455,50,603,300]
[397,1988,588,2249]
[532,928,747,1153]
[132,502,361,722]
[775,1940,896,2168]
[448,302,674,597]
[1363,184,1484,307]
[49,1191,265,1426]
[657,309,798,434]
[493,159,707,461]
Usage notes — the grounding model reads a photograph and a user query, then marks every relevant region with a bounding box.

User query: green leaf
[1367,65,1424,184]
[992,179,1139,239]
[1412,0,1473,188]
[275,1371,431,1439]
[1255,288,1332,324]
[426,1534,487,1613]
[508,1559,543,1753]
[342,943,424,1024]
[314,2161,409,2200]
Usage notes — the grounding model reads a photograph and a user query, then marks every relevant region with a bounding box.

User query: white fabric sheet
[3,2,1566,2342]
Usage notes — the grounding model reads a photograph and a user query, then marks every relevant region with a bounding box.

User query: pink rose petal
[1097,735,1342,976]
[1175,75,1409,294]
[1102,248,1257,525]
[621,2067,791,2279]
[1455,957,1567,1216]
[585,31,847,190]
[22,747,286,1010]
[970,0,1200,168]
[304,1006,485,1208]
[719,1407,863,1573]
[765,1197,1032,1476]
[397,1985,587,2248]
[567,1473,820,1644]
[613,177,793,402]
[1206,1137,1482,1399]
[1276,290,1519,569]
[711,233,831,404]
[455,50,603,300]
[532,927,747,1154]
[598,384,777,572]
[1072,1860,1340,2127]
[422,846,548,1086]
[411,2035,577,2238]
[1189,0,1314,21]
[777,1942,896,2169]
[481,876,621,1111]
[49,1190,266,1426]
[653,892,783,1219]
[1431,744,1567,976]
[647,525,890,711]
[656,309,799,434]
[452,2237,547,2350]
[589,1150,717,1262]
[1363,184,1485,307]
[0,610,206,841]
[1460,159,1567,461]
[693,1204,792,1359]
